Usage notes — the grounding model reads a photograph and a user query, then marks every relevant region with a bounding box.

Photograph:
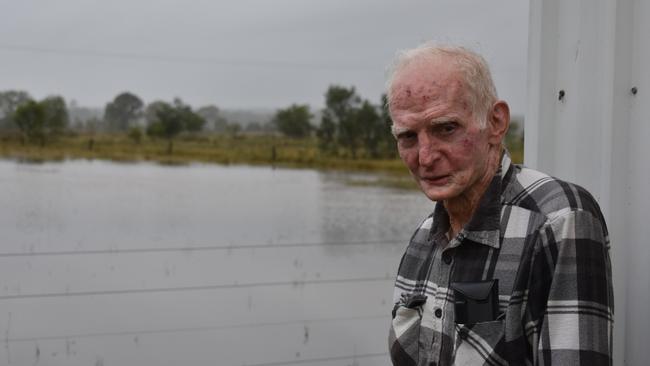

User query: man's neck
[443,147,502,239]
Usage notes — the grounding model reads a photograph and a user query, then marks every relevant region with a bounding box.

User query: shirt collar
[461,170,502,248]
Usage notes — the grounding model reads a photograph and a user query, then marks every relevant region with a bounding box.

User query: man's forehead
[394,54,459,82]
[393,56,464,91]
[390,67,467,111]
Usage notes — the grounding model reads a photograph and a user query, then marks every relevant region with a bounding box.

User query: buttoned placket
[428,231,467,365]
[420,231,453,365]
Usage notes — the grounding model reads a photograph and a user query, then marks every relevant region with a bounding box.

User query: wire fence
[0,239,398,366]
[0,239,405,258]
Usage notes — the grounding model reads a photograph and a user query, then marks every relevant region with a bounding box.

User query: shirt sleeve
[527,208,613,366]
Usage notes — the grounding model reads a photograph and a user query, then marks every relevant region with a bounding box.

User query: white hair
[385,43,498,127]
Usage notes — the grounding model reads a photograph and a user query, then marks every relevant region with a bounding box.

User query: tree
[41,95,69,137]
[146,99,206,154]
[505,115,525,163]
[128,126,143,144]
[104,92,143,132]
[506,116,524,150]
[316,113,336,154]
[196,105,219,121]
[272,104,312,138]
[356,100,382,158]
[13,96,69,145]
[14,100,46,145]
[378,94,398,158]
[176,99,205,133]
[196,105,227,132]
[149,102,184,154]
[225,122,241,137]
[144,100,167,127]
[318,85,361,156]
[316,87,397,159]
[0,90,32,131]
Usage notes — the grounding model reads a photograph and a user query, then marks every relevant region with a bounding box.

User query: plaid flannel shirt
[389,152,613,366]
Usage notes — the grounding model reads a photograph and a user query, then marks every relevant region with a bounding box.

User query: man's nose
[418,136,440,167]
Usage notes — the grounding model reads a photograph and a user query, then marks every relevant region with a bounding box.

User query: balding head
[386,44,498,127]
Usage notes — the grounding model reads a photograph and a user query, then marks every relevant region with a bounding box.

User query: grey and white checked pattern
[389,152,613,366]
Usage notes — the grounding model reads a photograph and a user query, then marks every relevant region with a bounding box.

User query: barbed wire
[244,352,388,366]
[0,239,405,258]
[0,276,393,301]
[6,314,387,343]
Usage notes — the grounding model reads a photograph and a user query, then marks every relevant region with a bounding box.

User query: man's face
[389,58,493,202]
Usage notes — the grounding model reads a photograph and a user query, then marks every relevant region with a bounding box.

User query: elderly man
[387,45,613,365]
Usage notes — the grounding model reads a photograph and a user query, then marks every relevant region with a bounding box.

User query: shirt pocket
[453,319,508,366]
[389,305,422,365]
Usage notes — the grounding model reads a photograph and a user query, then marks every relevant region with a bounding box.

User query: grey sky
[0,0,529,114]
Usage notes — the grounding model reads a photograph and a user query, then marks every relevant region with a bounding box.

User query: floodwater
[0,159,433,366]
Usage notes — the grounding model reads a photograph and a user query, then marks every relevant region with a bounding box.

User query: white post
[526,0,650,364]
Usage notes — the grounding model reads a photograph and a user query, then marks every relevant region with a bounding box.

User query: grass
[0,133,524,190]
[0,134,409,172]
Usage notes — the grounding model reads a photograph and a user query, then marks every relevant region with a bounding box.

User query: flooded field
[0,159,432,366]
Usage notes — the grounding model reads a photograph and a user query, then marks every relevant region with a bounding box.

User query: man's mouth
[420,175,450,185]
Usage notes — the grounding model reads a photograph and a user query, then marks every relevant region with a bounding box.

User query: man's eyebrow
[391,125,410,137]
[428,117,458,125]
[391,118,459,137]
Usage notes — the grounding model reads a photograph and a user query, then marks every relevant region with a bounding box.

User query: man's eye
[398,132,417,141]
[436,123,458,135]
[397,132,417,147]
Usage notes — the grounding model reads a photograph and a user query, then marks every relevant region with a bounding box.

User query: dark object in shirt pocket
[451,279,500,324]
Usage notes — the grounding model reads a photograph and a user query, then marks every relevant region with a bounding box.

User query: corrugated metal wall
[526,0,649,364]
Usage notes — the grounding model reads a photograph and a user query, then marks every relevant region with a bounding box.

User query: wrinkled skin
[389,56,509,233]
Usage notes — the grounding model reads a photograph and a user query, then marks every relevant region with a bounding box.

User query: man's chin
[418,181,456,202]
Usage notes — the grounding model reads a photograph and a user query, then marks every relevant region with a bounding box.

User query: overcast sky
[0,0,529,114]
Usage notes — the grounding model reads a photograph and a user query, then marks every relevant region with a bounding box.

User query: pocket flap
[450,279,498,301]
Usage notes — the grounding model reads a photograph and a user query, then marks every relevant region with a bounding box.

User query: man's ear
[487,100,510,145]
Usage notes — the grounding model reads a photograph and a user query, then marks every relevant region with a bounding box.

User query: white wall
[526,0,649,365]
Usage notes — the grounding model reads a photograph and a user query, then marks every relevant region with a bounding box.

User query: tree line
[0,86,398,158]
[1,90,239,152]
[272,86,396,159]
[0,87,524,159]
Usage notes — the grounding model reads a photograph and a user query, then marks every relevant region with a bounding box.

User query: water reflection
[0,159,432,366]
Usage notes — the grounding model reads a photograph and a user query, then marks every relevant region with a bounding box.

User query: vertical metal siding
[526,0,649,364]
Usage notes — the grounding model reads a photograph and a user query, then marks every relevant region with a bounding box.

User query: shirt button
[442,252,452,264]
[434,308,443,318]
